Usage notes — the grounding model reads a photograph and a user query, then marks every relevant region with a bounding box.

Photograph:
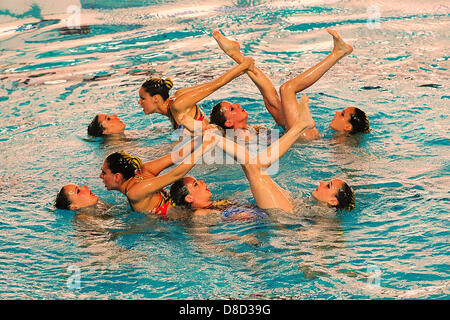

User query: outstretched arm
[180,95,314,169]
[126,136,217,202]
[214,122,305,169]
[140,137,198,176]
[170,57,254,115]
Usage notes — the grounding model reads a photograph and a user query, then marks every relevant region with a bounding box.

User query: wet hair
[170,178,191,208]
[87,115,104,137]
[334,182,355,211]
[141,77,173,101]
[210,102,229,130]
[105,151,142,181]
[349,108,371,134]
[54,186,71,210]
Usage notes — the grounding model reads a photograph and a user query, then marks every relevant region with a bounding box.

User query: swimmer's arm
[141,138,198,176]
[215,125,303,168]
[126,137,218,201]
[141,154,173,177]
[214,134,259,166]
[178,112,221,135]
[170,59,252,115]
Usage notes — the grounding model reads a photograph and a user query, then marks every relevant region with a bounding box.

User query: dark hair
[54,186,71,210]
[141,77,173,101]
[87,115,104,137]
[349,108,371,134]
[210,102,229,130]
[170,178,191,207]
[334,182,355,211]
[105,151,142,181]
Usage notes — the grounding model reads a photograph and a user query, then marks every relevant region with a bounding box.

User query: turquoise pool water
[0,0,448,299]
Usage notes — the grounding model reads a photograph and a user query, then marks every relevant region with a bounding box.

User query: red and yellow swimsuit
[168,103,205,129]
[151,191,174,217]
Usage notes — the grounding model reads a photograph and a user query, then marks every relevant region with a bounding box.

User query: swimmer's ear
[153,94,163,104]
[69,204,79,210]
[344,123,352,132]
[114,172,124,183]
[185,194,194,204]
[328,197,338,207]
[224,120,233,128]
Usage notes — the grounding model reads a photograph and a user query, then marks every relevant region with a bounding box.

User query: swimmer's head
[312,179,355,211]
[170,176,212,209]
[139,78,173,114]
[88,114,126,137]
[329,107,370,134]
[100,151,142,190]
[54,184,99,210]
[210,101,248,130]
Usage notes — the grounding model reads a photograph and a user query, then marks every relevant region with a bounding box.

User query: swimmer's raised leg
[279,28,353,131]
[213,30,285,126]
[258,95,315,165]
[214,96,314,212]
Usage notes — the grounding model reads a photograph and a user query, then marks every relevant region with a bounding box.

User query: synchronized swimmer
[209,29,370,138]
[86,28,369,140]
[56,28,364,220]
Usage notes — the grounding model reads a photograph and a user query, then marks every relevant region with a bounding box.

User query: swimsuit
[168,102,205,130]
[151,191,174,217]
[221,205,268,221]
[131,177,174,217]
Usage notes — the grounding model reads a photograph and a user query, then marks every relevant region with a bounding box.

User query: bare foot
[212,30,243,63]
[294,95,315,132]
[326,28,353,58]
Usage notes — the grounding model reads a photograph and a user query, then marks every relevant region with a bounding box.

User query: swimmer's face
[138,86,159,115]
[312,179,344,206]
[98,114,126,134]
[221,101,248,130]
[99,160,121,190]
[64,184,98,210]
[184,177,212,209]
[329,107,355,133]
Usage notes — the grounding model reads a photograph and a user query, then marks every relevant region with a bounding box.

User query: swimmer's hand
[178,112,202,133]
[205,124,219,131]
[203,128,217,144]
[241,56,255,73]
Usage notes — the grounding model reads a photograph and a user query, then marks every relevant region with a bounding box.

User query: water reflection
[70,202,145,270]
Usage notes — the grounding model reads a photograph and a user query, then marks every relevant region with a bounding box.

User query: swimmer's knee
[279,81,295,97]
